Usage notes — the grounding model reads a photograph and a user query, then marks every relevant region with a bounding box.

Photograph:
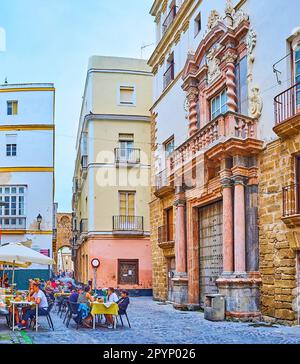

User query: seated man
[69,288,79,303]
[19,282,49,329]
[117,290,130,315]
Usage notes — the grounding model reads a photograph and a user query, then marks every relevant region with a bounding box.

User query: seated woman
[77,285,94,328]
[19,282,49,329]
[105,287,119,329]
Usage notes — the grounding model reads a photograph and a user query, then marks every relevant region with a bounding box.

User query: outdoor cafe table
[54,292,71,298]
[91,302,119,330]
[11,301,38,332]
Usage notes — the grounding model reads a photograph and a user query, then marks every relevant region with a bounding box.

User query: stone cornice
[148,0,200,68]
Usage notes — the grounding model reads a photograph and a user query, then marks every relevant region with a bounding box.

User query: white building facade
[0,83,55,289]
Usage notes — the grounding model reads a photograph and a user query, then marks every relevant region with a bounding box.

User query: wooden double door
[199,201,223,308]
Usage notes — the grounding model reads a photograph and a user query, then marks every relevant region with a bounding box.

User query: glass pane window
[7,101,18,115]
[211,89,228,119]
[6,144,17,156]
[0,186,26,217]
[119,191,135,216]
[164,138,175,157]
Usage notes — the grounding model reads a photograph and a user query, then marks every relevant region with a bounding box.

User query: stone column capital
[174,198,186,207]
[232,175,248,186]
[220,178,233,189]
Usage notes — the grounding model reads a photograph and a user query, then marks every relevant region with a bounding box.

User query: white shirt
[33,289,48,309]
[107,292,119,303]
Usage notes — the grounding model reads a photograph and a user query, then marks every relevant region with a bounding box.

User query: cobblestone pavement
[1,297,300,344]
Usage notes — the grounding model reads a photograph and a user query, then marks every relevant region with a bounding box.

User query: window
[164,137,175,158]
[0,186,26,229]
[118,133,134,161]
[6,144,17,157]
[295,45,300,107]
[119,191,135,216]
[119,85,136,106]
[194,12,201,37]
[118,259,139,285]
[164,52,175,89]
[211,89,228,119]
[7,101,18,115]
[165,207,174,241]
[236,57,248,115]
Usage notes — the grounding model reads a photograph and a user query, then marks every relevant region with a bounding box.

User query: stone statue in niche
[206,47,221,85]
[247,28,257,83]
[249,87,263,119]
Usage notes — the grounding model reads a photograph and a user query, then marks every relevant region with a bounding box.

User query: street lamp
[36,214,42,230]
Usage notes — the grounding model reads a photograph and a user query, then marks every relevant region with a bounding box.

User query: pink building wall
[87,237,152,290]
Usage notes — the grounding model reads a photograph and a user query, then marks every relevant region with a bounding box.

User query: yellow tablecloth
[54,293,71,298]
[91,302,118,316]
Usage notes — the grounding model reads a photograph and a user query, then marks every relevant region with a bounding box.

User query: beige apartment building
[72,56,153,294]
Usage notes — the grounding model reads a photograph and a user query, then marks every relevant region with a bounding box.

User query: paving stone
[1,297,300,344]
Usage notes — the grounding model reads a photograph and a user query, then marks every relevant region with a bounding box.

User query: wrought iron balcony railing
[81,155,88,171]
[114,148,141,164]
[79,218,88,234]
[282,183,300,217]
[155,169,169,190]
[0,217,26,230]
[112,215,144,232]
[163,62,175,89]
[158,224,175,244]
[274,81,300,125]
[162,6,178,35]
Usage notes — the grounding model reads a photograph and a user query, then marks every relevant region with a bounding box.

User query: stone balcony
[169,111,261,173]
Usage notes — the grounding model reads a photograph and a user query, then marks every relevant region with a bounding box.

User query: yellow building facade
[72,57,153,294]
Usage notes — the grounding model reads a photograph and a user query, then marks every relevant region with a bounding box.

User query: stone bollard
[204,294,225,321]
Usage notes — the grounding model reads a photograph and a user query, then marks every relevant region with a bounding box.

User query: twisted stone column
[187,87,199,137]
[224,52,237,112]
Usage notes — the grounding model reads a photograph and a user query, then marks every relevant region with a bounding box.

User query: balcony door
[296,156,300,214]
[119,191,136,229]
[165,207,174,242]
[295,45,300,111]
[119,134,134,162]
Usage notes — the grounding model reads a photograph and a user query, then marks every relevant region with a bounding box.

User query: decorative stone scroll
[247,28,257,83]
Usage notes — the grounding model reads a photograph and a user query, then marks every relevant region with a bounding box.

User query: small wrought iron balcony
[158,224,175,244]
[162,6,178,35]
[112,215,144,233]
[114,148,141,164]
[0,217,26,230]
[274,81,300,125]
[80,155,88,175]
[282,183,300,217]
[79,218,88,234]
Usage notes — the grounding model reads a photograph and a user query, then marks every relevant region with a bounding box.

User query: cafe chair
[118,309,131,328]
[30,303,55,331]
[0,307,10,328]
[66,302,82,330]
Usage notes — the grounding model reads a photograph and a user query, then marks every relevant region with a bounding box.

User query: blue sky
[0,0,154,212]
